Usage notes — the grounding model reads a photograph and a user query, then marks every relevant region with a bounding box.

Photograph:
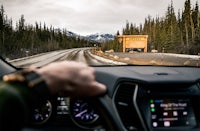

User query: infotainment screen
[150,99,196,128]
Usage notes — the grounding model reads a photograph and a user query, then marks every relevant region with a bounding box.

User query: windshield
[0,0,200,68]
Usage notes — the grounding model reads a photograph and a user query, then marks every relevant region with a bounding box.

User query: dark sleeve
[0,72,51,131]
[0,82,30,131]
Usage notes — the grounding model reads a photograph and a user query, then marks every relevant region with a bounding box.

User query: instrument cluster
[31,97,101,129]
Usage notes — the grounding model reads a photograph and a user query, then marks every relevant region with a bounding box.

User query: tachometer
[32,100,52,125]
[70,99,100,128]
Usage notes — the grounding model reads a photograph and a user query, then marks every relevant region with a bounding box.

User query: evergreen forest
[0,6,96,59]
[103,0,200,55]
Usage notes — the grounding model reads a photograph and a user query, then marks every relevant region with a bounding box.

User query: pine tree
[178,10,184,47]
[116,30,120,35]
[192,2,199,28]
[130,23,134,35]
[182,0,191,48]
[0,5,5,55]
[124,21,130,35]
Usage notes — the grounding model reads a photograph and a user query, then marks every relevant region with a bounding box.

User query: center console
[149,98,196,128]
[137,83,200,131]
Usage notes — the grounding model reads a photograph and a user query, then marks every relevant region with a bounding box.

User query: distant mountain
[66,31,77,37]
[66,31,85,39]
[86,33,114,43]
[54,29,82,39]
[63,30,115,43]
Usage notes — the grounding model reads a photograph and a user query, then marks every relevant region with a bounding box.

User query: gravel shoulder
[94,51,200,67]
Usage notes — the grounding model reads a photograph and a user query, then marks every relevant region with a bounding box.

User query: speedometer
[70,99,100,128]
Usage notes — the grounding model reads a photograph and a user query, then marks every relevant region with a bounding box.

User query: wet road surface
[9,48,118,68]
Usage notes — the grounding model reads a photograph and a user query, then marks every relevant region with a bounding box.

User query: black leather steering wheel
[0,83,29,131]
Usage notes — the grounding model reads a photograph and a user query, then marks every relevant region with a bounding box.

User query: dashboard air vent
[114,83,142,131]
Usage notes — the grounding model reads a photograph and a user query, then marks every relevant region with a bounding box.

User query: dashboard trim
[133,84,148,131]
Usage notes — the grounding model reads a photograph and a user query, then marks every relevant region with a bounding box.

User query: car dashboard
[18,66,200,131]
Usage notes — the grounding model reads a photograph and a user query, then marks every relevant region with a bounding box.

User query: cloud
[0,0,198,35]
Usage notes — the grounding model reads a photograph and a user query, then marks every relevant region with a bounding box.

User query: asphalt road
[9,48,117,68]
[8,48,200,68]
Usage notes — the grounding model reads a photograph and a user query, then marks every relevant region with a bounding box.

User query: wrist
[34,68,54,94]
[3,69,50,98]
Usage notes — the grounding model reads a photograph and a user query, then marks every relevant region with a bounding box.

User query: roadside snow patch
[88,52,127,65]
[157,53,200,60]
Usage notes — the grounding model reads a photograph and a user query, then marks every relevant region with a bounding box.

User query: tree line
[103,0,200,54]
[0,5,96,59]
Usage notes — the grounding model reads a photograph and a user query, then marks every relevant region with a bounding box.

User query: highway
[9,48,200,68]
[9,48,125,68]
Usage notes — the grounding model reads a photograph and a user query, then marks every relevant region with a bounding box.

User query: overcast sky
[0,0,199,36]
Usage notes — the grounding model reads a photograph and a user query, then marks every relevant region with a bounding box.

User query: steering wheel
[0,83,29,131]
[0,82,125,131]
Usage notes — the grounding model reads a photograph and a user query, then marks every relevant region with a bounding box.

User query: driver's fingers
[61,81,106,97]
[75,81,107,97]
[89,81,107,96]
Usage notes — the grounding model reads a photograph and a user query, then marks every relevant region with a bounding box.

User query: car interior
[1,57,200,131]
